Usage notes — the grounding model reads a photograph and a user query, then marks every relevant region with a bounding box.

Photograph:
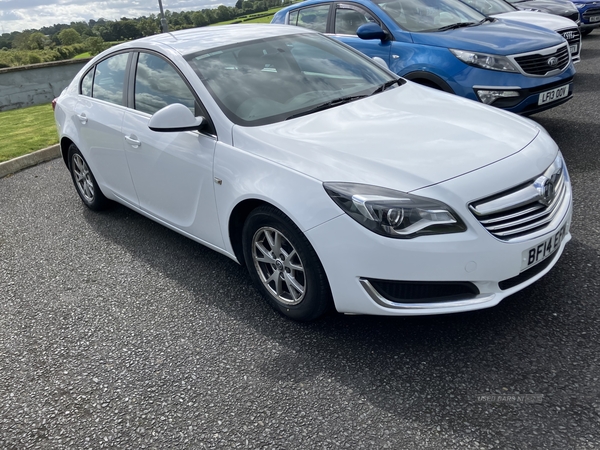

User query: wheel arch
[228,198,271,267]
[403,71,455,93]
[60,136,75,168]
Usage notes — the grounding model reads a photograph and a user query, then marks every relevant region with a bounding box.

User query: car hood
[410,18,565,54]
[231,83,541,193]
[494,10,578,30]
[513,0,580,12]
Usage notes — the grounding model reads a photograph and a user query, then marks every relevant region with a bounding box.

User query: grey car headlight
[450,49,518,72]
[323,182,467,239]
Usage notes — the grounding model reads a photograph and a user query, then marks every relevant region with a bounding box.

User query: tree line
[0,0,291,68]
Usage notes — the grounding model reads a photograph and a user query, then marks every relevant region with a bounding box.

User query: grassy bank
[0,104,58,163]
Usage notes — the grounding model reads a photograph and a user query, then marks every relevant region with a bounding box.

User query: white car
[461,0,582,62]
[53,25,572,321]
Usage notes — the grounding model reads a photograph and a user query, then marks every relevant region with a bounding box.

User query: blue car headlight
[450,49,518,72]
[323,182,467,239]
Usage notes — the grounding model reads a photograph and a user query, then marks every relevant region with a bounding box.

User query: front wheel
[68,144,109,211]
[242,206,333,321]
[581,29,593,37]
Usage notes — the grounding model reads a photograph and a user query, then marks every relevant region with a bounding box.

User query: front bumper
[306,142,573,316]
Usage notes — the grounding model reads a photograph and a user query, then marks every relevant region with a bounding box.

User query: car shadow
[82,201,600,444]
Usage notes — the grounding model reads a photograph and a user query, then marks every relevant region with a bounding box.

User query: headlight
[323,182,467,239]
[450,49,518,72]
[575,3,586,8]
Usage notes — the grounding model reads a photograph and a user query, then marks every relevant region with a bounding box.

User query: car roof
[113,24,316,56]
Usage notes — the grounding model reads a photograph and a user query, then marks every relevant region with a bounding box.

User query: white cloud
[0,0,234,33]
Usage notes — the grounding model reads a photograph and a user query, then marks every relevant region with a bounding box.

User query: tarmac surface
[1,31,599,449]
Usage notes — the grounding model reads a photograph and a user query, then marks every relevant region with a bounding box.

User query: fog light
[476,89,520,105]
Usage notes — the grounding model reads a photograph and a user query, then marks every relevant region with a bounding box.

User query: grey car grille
[469,156,569,241]
[514,44,570,76]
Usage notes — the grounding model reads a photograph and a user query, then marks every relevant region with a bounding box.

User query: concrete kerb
[0,144,61,179]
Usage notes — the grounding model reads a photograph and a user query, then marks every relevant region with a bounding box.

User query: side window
[81,69,94,97]
[134,52,196,116]
[288,5,330,32]
[334,7,377,35]
[92,53,128,106]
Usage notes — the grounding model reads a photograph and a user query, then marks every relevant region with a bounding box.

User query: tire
[68,144,109,211]
[242,205,333,321]
[581,29,593,37]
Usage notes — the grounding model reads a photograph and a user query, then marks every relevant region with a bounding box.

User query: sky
[0,0,231,33]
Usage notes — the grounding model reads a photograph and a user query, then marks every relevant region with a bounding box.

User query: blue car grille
[582,7,600,19]
[514,45,570,76]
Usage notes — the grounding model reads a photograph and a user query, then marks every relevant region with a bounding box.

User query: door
[331,3,391,65]
[121,52,223,247]
[75,52,139,205]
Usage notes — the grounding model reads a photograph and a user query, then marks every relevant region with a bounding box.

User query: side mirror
[357,23,388,41]
[148,103,205,132]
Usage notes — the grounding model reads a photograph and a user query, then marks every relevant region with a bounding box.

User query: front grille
[559,28,580,47]
[583,7,600,19]
[564,11,580,21]
[367,279,479,303]
[469,157,568,241]
[514,44,570,76]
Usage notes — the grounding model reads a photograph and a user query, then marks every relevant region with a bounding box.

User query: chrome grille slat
[482,182,566,232]
[469,156,568,241]
[478,203,546,225]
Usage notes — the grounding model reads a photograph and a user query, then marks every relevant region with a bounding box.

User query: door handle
[76,113,87,124]
[124,135,141,147]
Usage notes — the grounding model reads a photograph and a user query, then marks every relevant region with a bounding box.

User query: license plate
[520,224,567,271]
[569,44,578,55]
[590,16,600,22]
[538,85,569,106]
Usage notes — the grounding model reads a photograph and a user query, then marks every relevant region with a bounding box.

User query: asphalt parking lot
[1,31,599,449]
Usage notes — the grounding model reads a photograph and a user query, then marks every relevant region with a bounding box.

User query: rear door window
[92,53,129,106]
[288,4,331,32]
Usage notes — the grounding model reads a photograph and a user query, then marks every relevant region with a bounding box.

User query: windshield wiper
[286,95,368,120]
[371,78,403,95]
[437,22,479,31]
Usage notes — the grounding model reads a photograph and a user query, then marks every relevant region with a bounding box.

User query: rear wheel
[242,206,333,321]
[68,144,109,211]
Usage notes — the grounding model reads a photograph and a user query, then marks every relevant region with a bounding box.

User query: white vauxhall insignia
[53,24,573,321]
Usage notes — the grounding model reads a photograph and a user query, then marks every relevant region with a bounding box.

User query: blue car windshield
[185,33,396,126]
[374,0,486,32]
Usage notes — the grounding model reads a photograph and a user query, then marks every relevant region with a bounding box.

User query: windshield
[374,0,486,32]
[185,33,395,126]
[460,0,516,14]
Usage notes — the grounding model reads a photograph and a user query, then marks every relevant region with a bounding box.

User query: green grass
[74,52,92,59]
[0,104,58,163]
[210,7,282,26]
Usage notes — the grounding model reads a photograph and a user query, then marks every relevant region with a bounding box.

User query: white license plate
[520,224,568,271]
[569,44,578,55]
[590,16,600,22]
[538,85,569,106]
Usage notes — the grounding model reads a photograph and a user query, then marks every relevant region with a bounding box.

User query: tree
[28,32,47,50]
[58,28,82,45]
[192,11,209,27]
[85,36,105,55]
[138,17,159,36]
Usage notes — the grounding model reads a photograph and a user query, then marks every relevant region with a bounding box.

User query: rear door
[75,52,139,205]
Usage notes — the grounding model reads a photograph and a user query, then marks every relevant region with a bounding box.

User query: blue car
[272,0,576,114]
[572,0,600,35]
